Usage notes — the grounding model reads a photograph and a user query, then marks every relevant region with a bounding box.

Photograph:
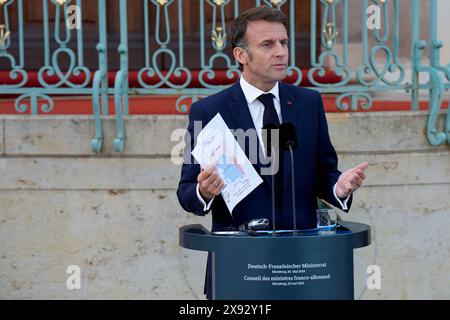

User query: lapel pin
[287,101,293,106]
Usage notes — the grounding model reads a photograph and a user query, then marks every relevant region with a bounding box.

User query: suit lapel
[225,82,270,186]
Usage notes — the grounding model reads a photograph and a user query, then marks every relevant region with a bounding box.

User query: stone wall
[0,111,448,299]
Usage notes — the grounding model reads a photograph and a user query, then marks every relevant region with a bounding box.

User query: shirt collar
[239,76,280,105]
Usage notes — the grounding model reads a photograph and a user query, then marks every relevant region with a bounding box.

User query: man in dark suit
[177,6,368,299]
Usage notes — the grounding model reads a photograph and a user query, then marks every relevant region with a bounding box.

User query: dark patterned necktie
[258,93,280,128]
[257,93,283,211]
[257,93,280,157]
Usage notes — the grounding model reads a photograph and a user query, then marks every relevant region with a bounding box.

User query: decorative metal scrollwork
[211,27,226,51]
[0,0,28,88]
[355,0,405,86]
[37,0,90,88]
[15,93,54,115]
[138,0,191,90]
[309,0,351,87]
[197,0,238,89]
[336,92,372,111]
[0,24,10,48]
[176,95,207,113]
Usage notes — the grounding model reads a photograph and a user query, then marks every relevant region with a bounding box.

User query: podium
[179,222,370,300]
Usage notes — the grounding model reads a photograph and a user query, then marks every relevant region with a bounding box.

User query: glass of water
[316,208,337,232]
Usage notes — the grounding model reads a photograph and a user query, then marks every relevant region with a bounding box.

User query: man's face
[235,20,289,89]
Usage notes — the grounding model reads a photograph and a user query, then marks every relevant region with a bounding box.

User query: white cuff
[333,183,350,211]
[196,183,215,211]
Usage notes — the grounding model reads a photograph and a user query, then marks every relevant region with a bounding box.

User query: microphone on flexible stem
[262,123,279,236]
[279,122,298,236]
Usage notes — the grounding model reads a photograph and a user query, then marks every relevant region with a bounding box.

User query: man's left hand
[335,162,369,199]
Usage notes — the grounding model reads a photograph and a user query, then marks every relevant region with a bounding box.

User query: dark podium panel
[179,222,371,300]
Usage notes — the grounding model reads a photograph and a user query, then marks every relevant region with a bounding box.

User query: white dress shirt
[196,76,349,211]
[239,76,283,156]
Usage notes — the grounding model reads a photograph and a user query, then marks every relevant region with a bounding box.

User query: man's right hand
[197,167,224,202]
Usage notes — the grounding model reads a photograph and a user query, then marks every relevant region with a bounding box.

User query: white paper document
[192,113,263,214]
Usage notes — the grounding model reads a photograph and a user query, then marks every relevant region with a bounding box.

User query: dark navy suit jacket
[176,81,352,299]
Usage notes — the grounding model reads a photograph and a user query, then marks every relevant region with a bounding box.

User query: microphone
[280,122,298,149]
[262,123,279,236]
[279,122,298,235]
